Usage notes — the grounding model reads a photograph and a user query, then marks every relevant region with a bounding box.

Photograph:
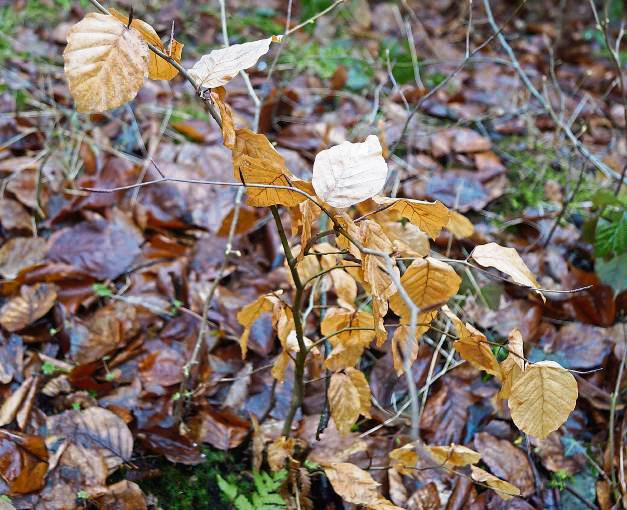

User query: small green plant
[92,282,113,297]
[41,361,58,375]
[217,470,287,510]
[547,469,572,491]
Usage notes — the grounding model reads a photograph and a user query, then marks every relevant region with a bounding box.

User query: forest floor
[0,0,626,509]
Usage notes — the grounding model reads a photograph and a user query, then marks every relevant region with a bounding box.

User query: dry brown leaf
[64,13,149,112]
[0,429,48,496]
[391,312,436,375]
[0,237,47,280]
[470,465,521,500]
[508,360,578,439]
[443,306,501,378]
[380,220,429,257]
[328,372,361,435]
[0,284,57,332]
[189,37,277,88]
[426,444,481,467]
[312,136,388,208]
[498,329,526,399]
[471,243,543,299]
[321,308,375,370]
[271,351,290,382]
[323,462,402,509]
[389,257,461,322]
[446,210,474,238]
[0,376,36,427]
[374,197,450,239]
[345,367,371,418]
[211,87,236,148]
[236,292,282,358]
[267,437,294,472]
[47,407,133,472]
[109,8,183,80]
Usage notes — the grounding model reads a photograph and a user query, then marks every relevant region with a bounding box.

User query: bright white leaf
[312,135,389,208]
[188,37,277,88]
[64,13,149,113]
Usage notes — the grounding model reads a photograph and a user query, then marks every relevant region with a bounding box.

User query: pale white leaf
[188,37,276,88]
[312,135,389,208]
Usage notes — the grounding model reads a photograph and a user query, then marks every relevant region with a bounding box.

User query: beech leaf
[345,368,371,418]
[110,8,183,80]
[374,197,450,239]
[427,444,482,467]
[312,135,388,208]
[64,13,149,113]
[323,463,403,509]
[389,257,461,322]
[0,284,57,332]
[188,37,278,88]
[471,465,521,500]
[471,243,542,298]
[508,360,578,439]
[328,372,361,435]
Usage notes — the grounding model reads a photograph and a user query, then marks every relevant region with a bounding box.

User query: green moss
[139,448,251,510]
[489,137,596,217]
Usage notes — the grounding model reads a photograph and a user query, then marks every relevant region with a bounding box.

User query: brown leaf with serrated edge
[443,306,501,378]
[345,368,371,418]
[47,407,133,473]
[110,8,183,81]
[236,291,282,358]
[389,258,460,322]
[64,13,148,112]
[322,462,403,509]
[498,329,525,399]
[211,87,236,148]
[471,465,521,500]
[0,429,48,496]
[374,196,450,239]
[508,360,578,439]
[0,283,56,332]
[471,243,543,300]
[391,312,437,375]
[328,372,361,435]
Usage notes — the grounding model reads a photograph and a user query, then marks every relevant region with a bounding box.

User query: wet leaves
[0,430,48,495]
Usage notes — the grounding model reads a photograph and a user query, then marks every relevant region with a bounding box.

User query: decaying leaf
[470,465,521,500]
[345,368,371,418]
[312,135,389,208]
[426,444,481,467]
[389,257,461,322]
[267,437,295,472]
[508,360,578,439]
[443,306,501,378]
[471,243,542,299]
[323,462,403,509]
[0,430,48,496]
[64,13,149,112]
[374,197,450,239]
[110,8,183,80]
[189,37,278,88]
[211,87,236,148]
[0,284,57,332]
[0,237,47,280]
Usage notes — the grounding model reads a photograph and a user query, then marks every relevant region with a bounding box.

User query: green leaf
[92,283,112,298]
[595,212,627,257]
[596,253,627,296]
[216,474,238,502]
[234,495,255,510]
